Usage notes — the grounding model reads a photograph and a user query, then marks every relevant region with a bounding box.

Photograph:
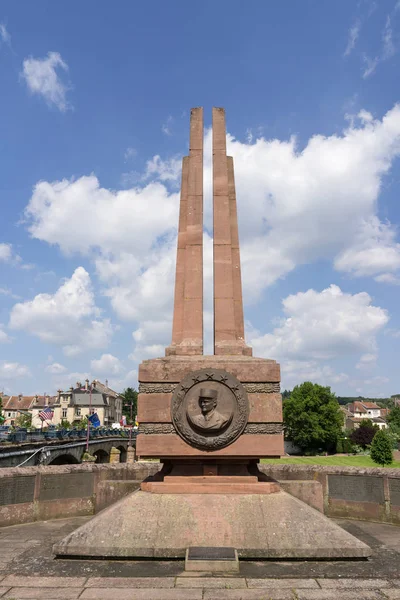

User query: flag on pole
[120,415,127,426]
[39,406,54,422]
[88,412,101,427]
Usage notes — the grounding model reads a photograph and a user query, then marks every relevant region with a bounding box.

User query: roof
[3,396,36,411]
[361,402,381,409]
[92,380,120,398]
[380,408,390,418]
[348,401,368,413]
[71,392,108,407]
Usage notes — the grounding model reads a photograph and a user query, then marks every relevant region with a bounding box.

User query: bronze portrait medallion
[171,369,249,450]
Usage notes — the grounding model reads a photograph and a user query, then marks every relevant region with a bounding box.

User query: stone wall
[260,464,400,525]
[0,462,399,528]
[0,462,160,527]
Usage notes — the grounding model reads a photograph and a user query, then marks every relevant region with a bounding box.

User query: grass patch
[261,455,400,468]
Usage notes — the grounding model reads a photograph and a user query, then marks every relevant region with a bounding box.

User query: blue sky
[1,0,400,398]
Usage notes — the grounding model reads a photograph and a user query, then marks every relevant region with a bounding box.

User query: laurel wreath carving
[171,369,249,451]
[138,423,283,435]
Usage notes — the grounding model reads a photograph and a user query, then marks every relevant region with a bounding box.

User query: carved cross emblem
[205,372,214,380]
[219,375,228,383]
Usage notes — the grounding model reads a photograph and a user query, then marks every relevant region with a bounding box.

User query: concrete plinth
[54,489,371,559]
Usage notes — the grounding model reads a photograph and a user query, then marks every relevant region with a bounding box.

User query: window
[76,407,81,416]
[62,408,67,418]
[7,412,11,417]
[89,408,95,415]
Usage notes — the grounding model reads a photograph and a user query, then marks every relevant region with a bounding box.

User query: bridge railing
[0,426,135,444]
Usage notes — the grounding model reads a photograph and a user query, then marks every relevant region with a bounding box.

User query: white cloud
[382,15,395,60]
[356,352,378,370]
[144,155,182,183]
[362,13,397,78]
[91,353,125,375]
[0,23,11,46]
[9,267,113,355]
[281,360,349,390]
[0,243,13,262]
[0,362,30,379]
[0,325,10,343]
[124,147,137,162]
[374,273,400,284]
[162,115,173,136]
[362,54,379,78]
[25,175,178,257]
[45,362,67,374]
[250,284,388,361]
[21,51,71,112]
[334,217,400,276]
[107,368,138,393]
[0,243,26,268]
[344,19,361,56]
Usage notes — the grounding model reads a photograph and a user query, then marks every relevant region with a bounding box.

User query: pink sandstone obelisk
[212,107,252,356]
[166,107,204,356]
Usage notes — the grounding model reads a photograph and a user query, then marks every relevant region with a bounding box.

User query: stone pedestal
[137,355,283,461]
[53,489,371,559]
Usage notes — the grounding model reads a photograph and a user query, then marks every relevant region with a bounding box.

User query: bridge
[0,434,134,468]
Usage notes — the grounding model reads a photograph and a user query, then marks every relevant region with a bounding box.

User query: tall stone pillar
[212,107,252,356]
[166,108,203,356]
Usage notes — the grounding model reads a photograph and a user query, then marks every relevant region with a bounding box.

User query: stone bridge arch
[39,439,129,466]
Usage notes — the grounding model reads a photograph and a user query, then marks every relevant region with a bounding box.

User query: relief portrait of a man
[188,388,232,432]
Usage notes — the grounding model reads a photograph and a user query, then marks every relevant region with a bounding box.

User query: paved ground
[0,516,399,598]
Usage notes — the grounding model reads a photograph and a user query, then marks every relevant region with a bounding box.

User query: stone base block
[141,480,280,494]
[54,489,371,559]
[139,355,280,383]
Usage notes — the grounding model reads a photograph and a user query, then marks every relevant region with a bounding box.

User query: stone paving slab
[247,578,319,588]
[317,578,391,588]
[203,590,295,599]
[1,576,87,588]
[80,589,204,599]
[0,590,10,599]
[296,591,383,600]
[176,577,246,588]
[2,589,83,599]
[383,591,400,599]
[86,577,175,588]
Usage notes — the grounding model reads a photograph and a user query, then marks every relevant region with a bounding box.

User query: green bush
[370,429,393,467]
[336,439,344,453]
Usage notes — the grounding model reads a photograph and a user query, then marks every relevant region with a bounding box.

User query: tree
[370,429,393,467]
[283,382,344,454]
[121,388,138,424]
[15,413,32,428]
[75,416,88,430]
[0,397,4,424]
[350,419,378,449]
[387,405,400,435]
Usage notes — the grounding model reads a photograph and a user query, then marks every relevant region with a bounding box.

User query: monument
[137,107,284,483]
[54,108,371,559]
